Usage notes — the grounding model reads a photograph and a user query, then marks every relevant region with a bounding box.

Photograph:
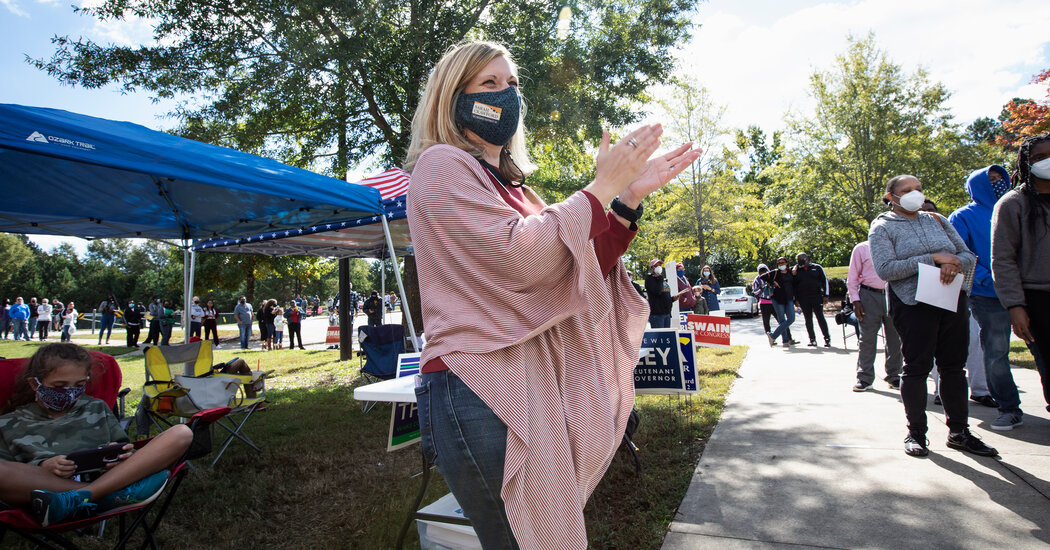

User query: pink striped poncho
[407,144,649,549]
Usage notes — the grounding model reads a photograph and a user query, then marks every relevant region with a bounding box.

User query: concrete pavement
[663,314,1050,550]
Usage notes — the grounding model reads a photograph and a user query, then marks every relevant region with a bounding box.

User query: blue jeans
[12,319,28,341]
[416,369,519,549]
[238,323,251,349]
[648,313,671,328]
[770,301,796,343]
[100,313,115,340]
[969,295,1021,415]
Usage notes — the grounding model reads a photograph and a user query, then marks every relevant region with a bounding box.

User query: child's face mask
[33,377,86,412]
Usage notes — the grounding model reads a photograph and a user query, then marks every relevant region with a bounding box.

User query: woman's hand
[618,142,703,208]
[931,253,963,284]
[1009,306,1035,343]
[40,455,76,478]
[585,125,664,206]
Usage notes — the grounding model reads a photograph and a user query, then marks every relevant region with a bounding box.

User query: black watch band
[610,197,643,223]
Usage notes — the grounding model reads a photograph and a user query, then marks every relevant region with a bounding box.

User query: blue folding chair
[357,324,406,412]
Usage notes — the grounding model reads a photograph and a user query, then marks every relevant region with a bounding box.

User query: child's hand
[41,455,76,478]
[105,443,135,468]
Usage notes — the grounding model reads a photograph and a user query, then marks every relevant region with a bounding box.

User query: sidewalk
[664,315,1050,550]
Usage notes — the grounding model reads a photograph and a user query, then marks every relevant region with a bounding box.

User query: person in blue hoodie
[949,165,1023,431]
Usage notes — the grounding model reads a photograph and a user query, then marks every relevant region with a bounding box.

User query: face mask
[193,300,199,304]
[155,299,161,303]
[455,86,521,146]
[677,270,685,277]
[778,265,787,271]
[990,174,1011,200]
[240,299,246,304]
[34,378,85,413]
[128,303,134,307]
[653,266,663,276]
[703,271,711,277]
[895,190,925,212]
[1031,158,1050,180]
[797,259,807,267]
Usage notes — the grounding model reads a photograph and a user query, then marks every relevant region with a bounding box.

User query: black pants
[145,319,160,345]
[37,321,49,340]
[288,322,303,349]
[889,288,970,436]
[798,296,830,342]
[1024,289,1050,407]
[126,324,140,347]
[190,321,202,339]
[203,319,219,345]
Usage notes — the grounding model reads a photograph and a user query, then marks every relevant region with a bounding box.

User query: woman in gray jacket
[869,174,996,458]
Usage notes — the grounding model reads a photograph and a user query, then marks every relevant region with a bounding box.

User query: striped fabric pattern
[357,168,410,200]
[407,145,649,550]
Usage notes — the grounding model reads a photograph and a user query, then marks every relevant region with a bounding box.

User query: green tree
[0,234,33,290]
[770,34,983,265]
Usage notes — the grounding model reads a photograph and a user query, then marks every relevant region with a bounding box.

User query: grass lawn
[1,341,748,549]
[1011,340,1038,370]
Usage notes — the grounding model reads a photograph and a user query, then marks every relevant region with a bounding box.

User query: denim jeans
[648,313,671,328]
[416,369,519,549]
[12,319,28,341]
[238,323,251,349]
[969,295,1020,415]
[770,301,796,343]
[99,313,115,340]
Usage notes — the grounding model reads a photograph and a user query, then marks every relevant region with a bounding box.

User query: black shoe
[933,395,941,406]
[904,434,929,457]
[788,339,801,345]
[852,381,872,392]
[887,380,900,390]
[824,339,832,348]
[946,429,998,457]
[808,340,817,347]
[970,394,999,408]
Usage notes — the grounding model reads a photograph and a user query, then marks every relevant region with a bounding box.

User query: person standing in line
[947,165,1020,429]
[234,297,253,349]
[694,265,721,315]
[752,264,776,334]
[9,297,30,341]
[273,307,285,350]
[188,296,204,339]
[626,270,646,299]
[0,298,10,340]
[644,259,674,328]
[37,298,53,341]
[285,302,303,350]
[123,299,144,348]
[96,295,119,345]
[50,298,64,333]
[27,298,38,342]
[202,299,219,348]
[992,132,1050,414]
[144,296,162,346]
[674,262,697,314]
[364,291,383,327]
[761,257,798,347]
[792,253,831,347]
[60,302,78,342]
[847,240,903,391]
[870,174,995,458]
[256,300,270,351]
[158,300,176,346]
[347,283,360,319]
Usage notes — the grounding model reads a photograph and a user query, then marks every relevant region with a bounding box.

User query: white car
[717,286,758,317]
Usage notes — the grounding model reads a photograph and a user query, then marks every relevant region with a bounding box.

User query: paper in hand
[915,263,963,312]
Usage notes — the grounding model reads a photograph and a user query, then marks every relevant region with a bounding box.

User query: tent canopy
[193,169,411,258]
[0,104,383,242]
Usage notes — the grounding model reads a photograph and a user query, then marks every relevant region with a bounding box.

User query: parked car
[718,286,758,317]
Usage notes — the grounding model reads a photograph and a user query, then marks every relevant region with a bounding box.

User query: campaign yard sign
[686,314,731,348]
[635,329,687,394]
[325,326,340,344]
[397,352,422,377]
[679,331,698,392]
[388,401,420,451]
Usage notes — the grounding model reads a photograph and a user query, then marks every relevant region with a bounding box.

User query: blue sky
[3,0,1050,254]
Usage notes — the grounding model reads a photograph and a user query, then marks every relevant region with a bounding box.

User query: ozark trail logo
[24,130,96,151]
[26,131,49,143]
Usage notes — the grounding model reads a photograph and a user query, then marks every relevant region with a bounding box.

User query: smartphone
[65,443,127,474]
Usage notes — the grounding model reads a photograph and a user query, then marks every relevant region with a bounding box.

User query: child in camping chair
[0,343,192,526]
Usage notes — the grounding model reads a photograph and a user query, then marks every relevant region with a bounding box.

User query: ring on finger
[628,138,638,149]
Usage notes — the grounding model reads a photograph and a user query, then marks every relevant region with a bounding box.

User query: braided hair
[1016,132,1050,236]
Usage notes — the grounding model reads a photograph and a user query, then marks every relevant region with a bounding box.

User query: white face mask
[1031,158,1050,179]
[702,271,711,277]
[653,266,663,276]
[778,265,787,271]
[895,190,925,212]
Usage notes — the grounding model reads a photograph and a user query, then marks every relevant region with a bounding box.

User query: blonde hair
[403,41,536,181]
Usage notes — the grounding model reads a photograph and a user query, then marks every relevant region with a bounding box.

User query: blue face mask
[991,173,1011,200]
[34,377,86,412]
[677,270,685,278]
[455,86,521,147]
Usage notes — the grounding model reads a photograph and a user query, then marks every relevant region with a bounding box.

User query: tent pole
[183,245,196,343]
[382,216,419,351]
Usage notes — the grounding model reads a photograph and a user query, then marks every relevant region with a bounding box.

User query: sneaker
[214,344,222,349]
[990,413,1023,431]
[97,470,169,513]
[788,339,801,345]
[852,381,872,392]
[30,490,96,527]
[766,332,776,347]
[946,429,998,457]
[971,394,999,408]
[933,395,941,406]
[904,434,929,457]
[808,340,817,347]
[887,380,900,390]
[824,339,832,348]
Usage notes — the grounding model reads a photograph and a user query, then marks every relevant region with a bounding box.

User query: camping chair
[0,353,229,550]
[356,324,405,413]
[141,340,268,466]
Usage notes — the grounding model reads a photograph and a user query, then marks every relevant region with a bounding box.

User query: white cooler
[416,492,482,550]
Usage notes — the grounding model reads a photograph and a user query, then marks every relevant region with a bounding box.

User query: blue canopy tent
[0,103,385,337]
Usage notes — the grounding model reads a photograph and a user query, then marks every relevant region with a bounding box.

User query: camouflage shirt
[0,396,128,464]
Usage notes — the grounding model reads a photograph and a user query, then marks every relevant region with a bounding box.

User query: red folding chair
[0,352,229,550]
